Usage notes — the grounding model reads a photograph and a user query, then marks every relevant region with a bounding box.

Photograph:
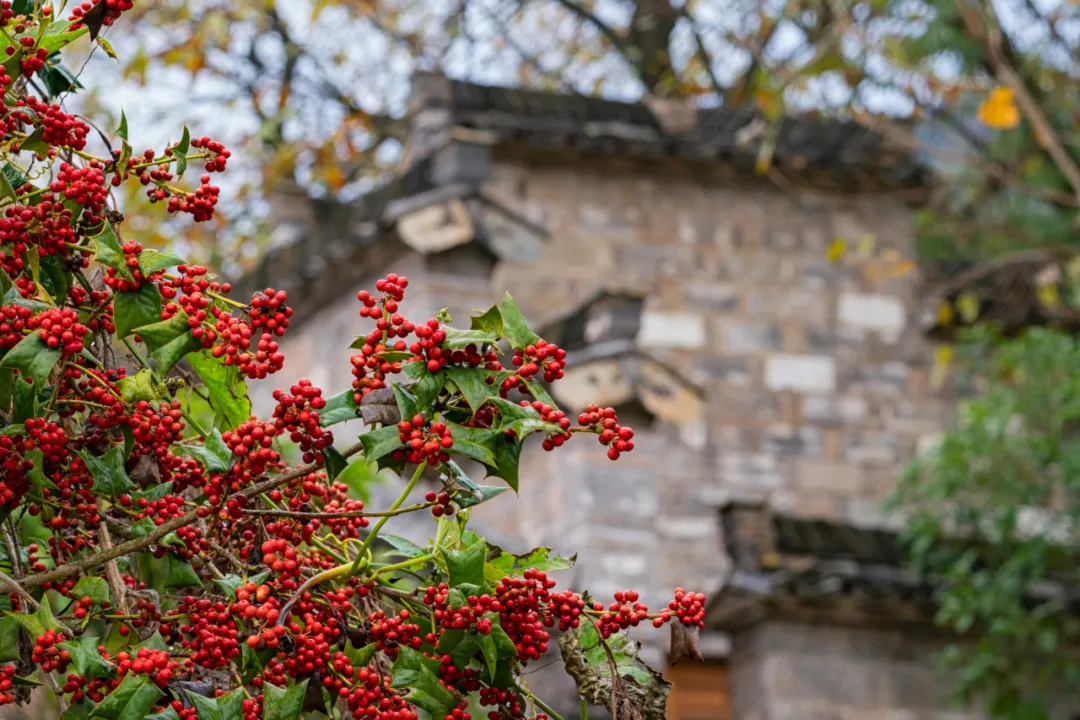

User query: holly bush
[0,3,704,720]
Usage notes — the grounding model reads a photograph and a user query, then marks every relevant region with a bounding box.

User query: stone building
[236,73,965,718]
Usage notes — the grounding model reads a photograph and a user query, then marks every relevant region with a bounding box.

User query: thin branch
[241,502,434,520]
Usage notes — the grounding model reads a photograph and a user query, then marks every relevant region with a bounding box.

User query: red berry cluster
[329,658,416,720]
[260,539,302,580]
[32,630,71,673]
[320,498,369,539]
[222,419,282,478]
[493,570,555,661]
[0,665,16,706]
[577,404,635,460]
[271,379,331,464]
[351,274,413,400]
[191,136,231,173]
[52,161,108,219]
[655,588,706,629]
[422,583,495,635]
[0,303,32,349]
[69,0,135,29]
[249,288,292,335]
[177,596,240,669]
[367,608,422,658]
[31,307,89,357]
[104,241,156,292]
[424,490,455,518]
[20,98,89,150]
[409,318,450,373]
[593,590,649,638]
[396,414,453,466]
[511,340,566,383]
[165,172,221,221]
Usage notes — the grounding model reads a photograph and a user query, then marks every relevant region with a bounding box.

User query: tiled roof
[434,77,924,185]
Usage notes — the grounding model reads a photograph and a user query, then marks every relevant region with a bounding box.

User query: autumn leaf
[826,238,847,263]
[978,87,1020,130]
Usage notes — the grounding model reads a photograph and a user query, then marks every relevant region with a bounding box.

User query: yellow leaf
[977,87,1020,130]
[937,302,955,327]
[826,238,847,263]
[931,345,954,391]
[890,259,915,278]
[956,293,980,323]
[1038,283,1060,308]
[856,233,876,258]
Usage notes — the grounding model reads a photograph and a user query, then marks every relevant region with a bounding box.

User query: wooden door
[665,661,731,720]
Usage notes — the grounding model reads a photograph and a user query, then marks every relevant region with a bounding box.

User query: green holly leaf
[344,642,378,668]
[114,285,162,339]
[359,424,403,462]
[136,248,185,275]
[20,126,49,156]
[475,628,499,681]
[444,540,486,589]
[180,428,233,474]
[89,672,163,720]
[38,19,88,57]
[211,575,245,602]
[0,333,61,388]
[145,553,201,591]
[445,367,498,412]
[521,378,557,407]
[71,577,111,606]
[498,293,540,350]
[319,389,359,426]
[392,384,420,423]
[490,623,517,660]
[410,370,446,409]
[62,701,95,719]
[490,433,522,491]
[406,665,458,718]
[469,305,504,336]
[80,446,135,497]
[389,646,444,689]
[490,397,560,438]
[58,635,114,680]
[382,535,427,559]
[444,422,498,466]
[455,484,510,509]
[146,709,181,720]
[187,350,251,432]
[322,446,349,481]
[117,368,158,403]
[185,687,244,720]
[115,109,128,141]
[175,126,191,178]
[90,223,134,282]
[441,328,500,349]
[262,679,308,720]
[0,616,19,662]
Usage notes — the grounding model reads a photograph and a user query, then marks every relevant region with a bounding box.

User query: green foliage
[892,328,1080,718]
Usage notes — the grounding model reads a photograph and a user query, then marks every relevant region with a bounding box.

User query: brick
[803,395,868,426]
[797,461,862,493]
[682,281,739,311]
[721,320,781,354]
[839,292,907,343]
[764,423,823,457]
[691,356,752,386]
[636,311,706,349]
[765,354,837,393]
